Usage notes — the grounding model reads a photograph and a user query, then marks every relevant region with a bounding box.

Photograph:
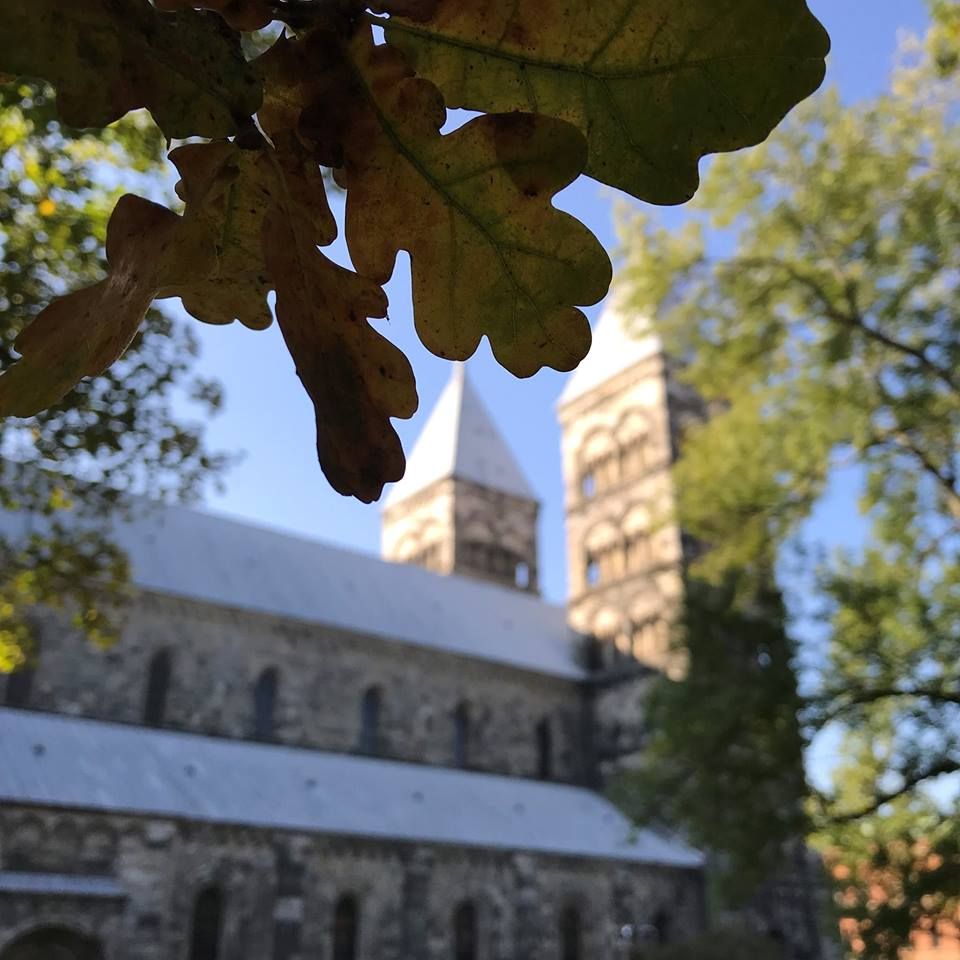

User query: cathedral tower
[557,302,698,675]
[382,363,540,593]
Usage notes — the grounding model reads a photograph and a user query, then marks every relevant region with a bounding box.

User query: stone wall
[450,479,539,593]
[381,478,458,576]
[381,478,540,594]
[0,807,705,960]
[13,593,585,783]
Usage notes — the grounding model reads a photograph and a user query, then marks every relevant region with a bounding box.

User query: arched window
[143,648,172,727]
[585,555,600,587]
[536,717,553,781]
[618,438,646,480]
[189,886,223,960]
[5,638,39,709]
[253,667,278,741]
[515,561,530,589]
[652,910,670,945]
[453,701,469,768]
[359,686,381,755]
[453,900,477,960]
[333,894,359,960]
[0,926,103,960]
[4,663,35,709]
[580,470,596,499]
[560,905,582,960]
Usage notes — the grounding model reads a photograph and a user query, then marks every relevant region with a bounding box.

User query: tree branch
[734,256,959,394]
[865,386,960,521]
[828,758,960,824]
[811,684,960,726]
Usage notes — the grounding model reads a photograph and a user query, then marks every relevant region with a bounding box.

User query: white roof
[0,872,125,898]
[558,300,662,406]
[0,502,582,679]
[384,363,535,507]
[0,709,702,869]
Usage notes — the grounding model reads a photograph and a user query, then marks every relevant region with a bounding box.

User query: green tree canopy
[617,27,959,959]
[0,84,228,670]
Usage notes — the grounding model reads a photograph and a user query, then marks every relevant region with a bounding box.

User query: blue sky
[183,0,932,607]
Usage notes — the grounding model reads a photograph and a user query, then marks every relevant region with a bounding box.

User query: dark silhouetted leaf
[155,0,274,31]
[1,0,262,137]
[264,208,418,502]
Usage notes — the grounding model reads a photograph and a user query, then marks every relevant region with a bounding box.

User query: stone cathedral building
[0,309,819,960]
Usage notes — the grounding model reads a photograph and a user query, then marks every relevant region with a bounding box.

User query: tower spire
[381,363,539,592]
[384,362,534,509]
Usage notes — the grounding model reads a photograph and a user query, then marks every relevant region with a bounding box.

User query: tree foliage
[0,0,829,502]
[0,84,228,670]
[618,28,960,958]
[611,578,808,901]
[929,0,960,74]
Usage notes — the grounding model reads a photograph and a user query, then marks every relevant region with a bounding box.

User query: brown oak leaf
[263,172,418,502]
[154,0,274,31]
[1,0,262,139]
[0,195,216,416]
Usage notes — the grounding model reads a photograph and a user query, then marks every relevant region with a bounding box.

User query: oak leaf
[0,195,216,416]
[369,1,439,21]
[383,0,830,204]
[1,0,261,138]
[264,209,418,503]
[0,129,412,501]
[164,137,335,331]
[154,0,274,31]
[329,29,612,376]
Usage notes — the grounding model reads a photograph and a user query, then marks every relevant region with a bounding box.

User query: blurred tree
[617,26,959,959]
[0,83,228,672]
[928,0,960,74]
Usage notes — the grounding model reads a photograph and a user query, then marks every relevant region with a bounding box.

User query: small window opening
[189,886,224,960]
[453,901,478,960]
[143,648,172,727]
[360,685,382,755]
[253,667,278,740]
[333,894,359,960]
[536,717,553,780]
[453,701,470,769]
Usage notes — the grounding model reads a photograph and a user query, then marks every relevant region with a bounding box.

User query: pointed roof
[384,364,535,507]
[558,298,662,406]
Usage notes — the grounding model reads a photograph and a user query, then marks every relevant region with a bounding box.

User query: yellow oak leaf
[330,28,611,377]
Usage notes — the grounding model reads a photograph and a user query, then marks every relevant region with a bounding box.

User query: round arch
[578,423,617,463]
[0,927,102,960]
[614,406,652,443]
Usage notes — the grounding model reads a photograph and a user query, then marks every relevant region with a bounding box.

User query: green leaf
[325,29,611,377]
[384,0,830,205]
[1,0,262,138]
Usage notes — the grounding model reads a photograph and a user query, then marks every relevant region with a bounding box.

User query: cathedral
[0,308,818,959]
